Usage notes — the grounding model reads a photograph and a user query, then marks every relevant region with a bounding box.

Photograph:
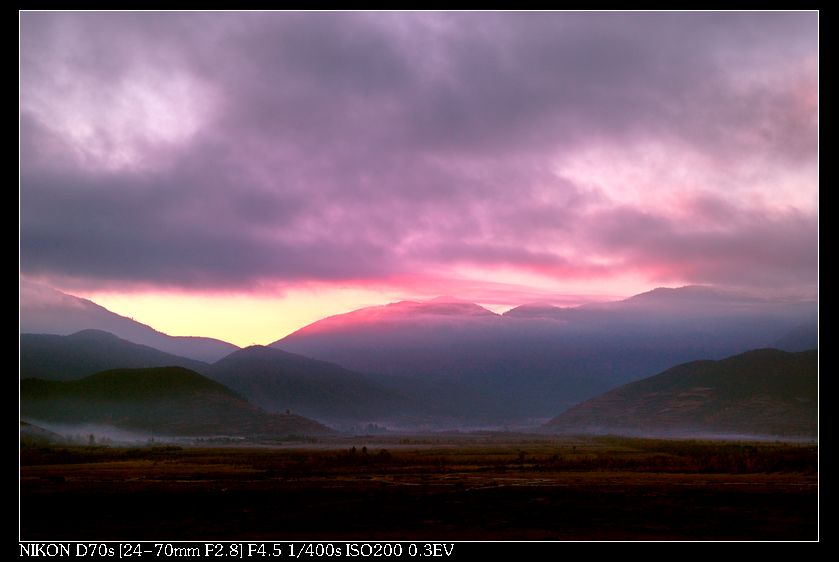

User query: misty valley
[19,285,817,540]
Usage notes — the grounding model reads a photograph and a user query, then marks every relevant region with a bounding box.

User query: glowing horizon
[66,278,637,347]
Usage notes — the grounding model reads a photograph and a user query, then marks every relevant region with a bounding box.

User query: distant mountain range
[21,366,330,437]
[273,287,816,417]
[20,281,238,362]
[546,349,817,437]
[20,284,818,432]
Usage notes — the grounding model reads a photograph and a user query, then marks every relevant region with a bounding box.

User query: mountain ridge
[546,348,817,436]
[21,330,209,380]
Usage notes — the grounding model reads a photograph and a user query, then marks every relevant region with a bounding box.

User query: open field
[20,435,818,540]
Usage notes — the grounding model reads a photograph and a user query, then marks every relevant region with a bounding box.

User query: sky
[20,12,818,346]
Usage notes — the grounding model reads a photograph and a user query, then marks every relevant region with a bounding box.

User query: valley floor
[20,435,817,541]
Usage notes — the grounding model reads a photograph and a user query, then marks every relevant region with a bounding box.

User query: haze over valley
[20,283,817,438]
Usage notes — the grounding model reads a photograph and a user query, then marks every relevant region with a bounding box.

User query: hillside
[207,346,418,423]
[546,349,817,436]
[21,367,330,437]
[20,330,208,380]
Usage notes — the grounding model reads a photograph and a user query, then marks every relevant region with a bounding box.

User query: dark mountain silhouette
[285,297,499,337]
[21,330,208,380]
[546,349,817,437]
[618,285,764,307]
[273,287,816,419]
[273,298,503,365]
[21,367,330,437]
[206,345,417,423]
[20,281,237,362]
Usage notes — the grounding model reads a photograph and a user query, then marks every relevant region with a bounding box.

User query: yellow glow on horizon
[72,278,646,347]
[76,286,408,348]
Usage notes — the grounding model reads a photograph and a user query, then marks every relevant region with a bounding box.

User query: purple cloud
[20,12,818,297]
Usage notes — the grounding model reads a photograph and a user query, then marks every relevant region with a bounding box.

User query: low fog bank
[20,419,253,446]
[21,418,815,446]
[327,416,553,435]
[541,425,817,443]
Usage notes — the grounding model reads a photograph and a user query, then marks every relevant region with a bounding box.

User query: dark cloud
[20,12,818,295]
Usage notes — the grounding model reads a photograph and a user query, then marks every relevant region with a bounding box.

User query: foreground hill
[207,345,418,423]
[546,349,817,437]
[20,281,238,362]
[21,367,330,437]
[20,330,208,380]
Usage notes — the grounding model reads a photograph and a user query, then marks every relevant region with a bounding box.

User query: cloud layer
[21,12,818,298]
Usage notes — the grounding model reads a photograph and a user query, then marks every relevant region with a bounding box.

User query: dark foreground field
[20,435,817,540]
